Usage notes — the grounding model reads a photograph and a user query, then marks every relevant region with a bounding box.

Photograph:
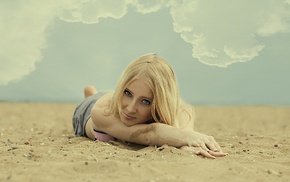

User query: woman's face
[120,77,153,126]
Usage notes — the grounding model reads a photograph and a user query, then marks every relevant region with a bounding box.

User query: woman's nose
[127,101,137,113]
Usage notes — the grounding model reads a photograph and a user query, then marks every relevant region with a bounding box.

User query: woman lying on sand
[72,53,227,159]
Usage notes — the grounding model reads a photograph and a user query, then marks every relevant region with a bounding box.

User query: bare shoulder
[94,91,114,108]
[90,91,115,129]
[91,91,113,122]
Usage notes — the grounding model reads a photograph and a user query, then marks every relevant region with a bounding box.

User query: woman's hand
[182,131,228,159]
[180,145,227,159]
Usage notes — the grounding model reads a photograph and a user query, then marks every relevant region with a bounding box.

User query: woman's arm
[91,106,188,147]
[91,106,225,153]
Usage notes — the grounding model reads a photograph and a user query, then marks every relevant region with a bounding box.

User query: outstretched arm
[91,106,188,147]
[91,106,227,158]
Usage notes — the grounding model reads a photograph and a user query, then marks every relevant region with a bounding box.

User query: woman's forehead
[126,77,153,99]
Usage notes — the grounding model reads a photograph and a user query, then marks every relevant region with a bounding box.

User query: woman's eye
[124,90,132,97]
[142,99,151,105]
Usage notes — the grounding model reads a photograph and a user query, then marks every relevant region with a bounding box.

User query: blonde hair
[109,53,185,126]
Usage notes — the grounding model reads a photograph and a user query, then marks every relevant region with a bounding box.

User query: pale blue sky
[1,1,290,105]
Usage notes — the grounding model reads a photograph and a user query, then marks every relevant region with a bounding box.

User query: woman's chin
[120,116,133,126]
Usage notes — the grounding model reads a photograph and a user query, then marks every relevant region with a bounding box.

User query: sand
[0,102,289,182]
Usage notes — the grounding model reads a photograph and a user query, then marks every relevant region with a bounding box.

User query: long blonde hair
[109,53,185,126]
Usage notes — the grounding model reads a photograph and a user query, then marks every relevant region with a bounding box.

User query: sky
[1,0,290,105]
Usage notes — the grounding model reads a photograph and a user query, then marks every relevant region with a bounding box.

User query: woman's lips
[123,112,135,120]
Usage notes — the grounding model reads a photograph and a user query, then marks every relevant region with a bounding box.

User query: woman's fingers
[181,146,217,159]
[199,142,209,151]
[208,150,228,157]
[194,147,228,158]
[187,132,227,156]
[209,137,223,152]
[204,141,217,151]
[205,136,222,151]
[200,142,228,157]
[195,148,216,159]
[214,141,223,152]
[202,136,223,152]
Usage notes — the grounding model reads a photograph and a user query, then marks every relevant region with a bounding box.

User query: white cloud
[0,0,167,86]
[169,0,290,67]
[0,1,59,85]
[1,0,290,86]
[132,0,167,14]
[58,0,130,24]
[58,0,169,23]
[0,0,132,86]
[256,1,290,36]
[224,45,264,64]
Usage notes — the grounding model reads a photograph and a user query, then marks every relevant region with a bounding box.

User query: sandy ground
[0,102,289,182]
